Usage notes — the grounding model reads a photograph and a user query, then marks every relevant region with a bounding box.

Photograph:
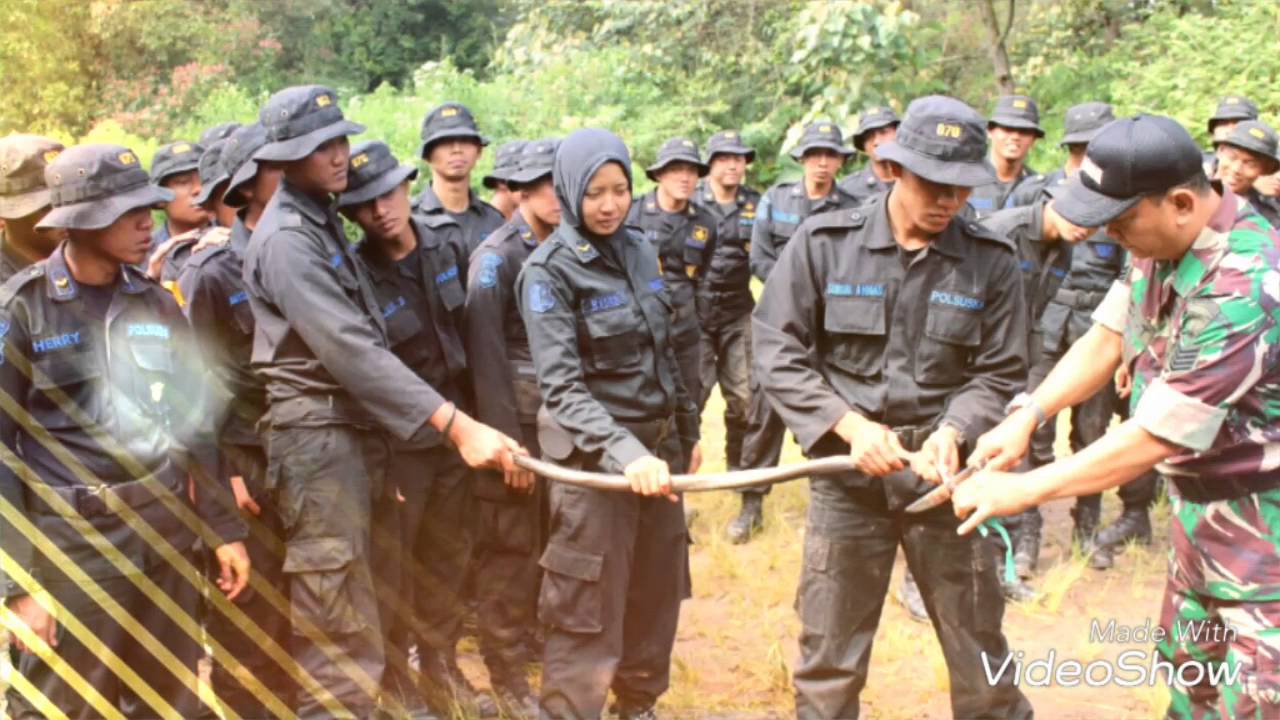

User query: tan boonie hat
[0,134,66,220]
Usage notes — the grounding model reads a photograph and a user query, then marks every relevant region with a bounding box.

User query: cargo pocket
[823,297,886,377]
[915,307,980,385]
[795,535,835,632]
[513,367,541,423]
[538,542,604,634]
[583,305,642,371]
[284,536,369,635]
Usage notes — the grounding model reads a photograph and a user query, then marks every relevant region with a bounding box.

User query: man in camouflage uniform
[838,106,899,204]
[959,114,1280,720]
[1202,95,1259,176]
[732,121,856,544]
[1214,120,1280,227]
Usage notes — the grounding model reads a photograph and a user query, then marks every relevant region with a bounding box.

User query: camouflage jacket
[1093,188,1280,482]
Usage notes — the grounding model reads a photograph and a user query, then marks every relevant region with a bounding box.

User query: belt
[619,416,676,448]
[1053,288,1108,311]
[37,469,183,519]
[267,393,372,428]
[1170,471,1280,503]
[893,424,934,453]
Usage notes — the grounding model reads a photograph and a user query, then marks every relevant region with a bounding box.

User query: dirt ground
[459,393,1175,719]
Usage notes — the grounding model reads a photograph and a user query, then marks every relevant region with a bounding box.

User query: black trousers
[9,490,208,719]
[206,442,295,717]
[538,426,690,718]
[697,312,752,470]
[269,423,397,719]
[475,424,546,686]
[737,377,787,498]
[794,476,1033,720]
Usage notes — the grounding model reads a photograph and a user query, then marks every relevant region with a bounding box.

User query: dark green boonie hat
[483,140,528,189]
[193,140,229,207]
[1059,102,1115,146]
[418,102,488,159]
[200,122,242,146]
[507,138,560,187]
[852,106,900,151]
[989,95,1044,137]
[646,137,708,181]
[1219,120,1280,174]
[37,144,174,230]
[0,134,65,220]
[336,140,418,209]
[256,85,365,163]
[1208,96,1259,134]
[222,123,271,208]
[705,130,755,163]
[789,121,854,161]
[150,140,204,184]
[876,95,996,187]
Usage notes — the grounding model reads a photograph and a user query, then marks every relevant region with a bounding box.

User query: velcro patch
[33,331,82,353]
[435,265,459,284]
[127,323,170,339]
[583,292,627,315]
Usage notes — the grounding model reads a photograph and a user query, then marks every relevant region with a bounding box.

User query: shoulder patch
[964,219,1015,250]
[528,281,556,313]
[477,253,503,288]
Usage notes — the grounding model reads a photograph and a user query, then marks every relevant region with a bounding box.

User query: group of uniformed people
[1,81,1279,720]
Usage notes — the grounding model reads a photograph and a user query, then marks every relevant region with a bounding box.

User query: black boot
[1070,502,1100,551]
[1093,507,1153,551]
[726,493,763,545]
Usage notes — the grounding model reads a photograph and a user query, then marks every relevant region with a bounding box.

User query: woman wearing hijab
[516,128,701,719]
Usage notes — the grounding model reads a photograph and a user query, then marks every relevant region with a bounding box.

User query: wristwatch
[1006,392,1048,428]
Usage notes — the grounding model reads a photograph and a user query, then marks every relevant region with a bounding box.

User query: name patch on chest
[929,290,985,311]
[583,292,628,315]
[827,282,885,298]
[435,265,459,285]
[383,296,407,318]
[33,331,82,353]
[228,290,249,306]
[127,323,171,340]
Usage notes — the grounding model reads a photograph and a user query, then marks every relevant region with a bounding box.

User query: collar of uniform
[508,211,536,248]
[862,195,965,258]
[230,215,252,256]
[43,244,145,302]
[410,216,442,252]
[642,190,660,215]
[417,183,484,217]
[277,178,332,225]
[1170,186,1238,298]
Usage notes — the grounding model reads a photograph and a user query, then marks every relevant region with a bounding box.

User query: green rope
[977,518,1018,584]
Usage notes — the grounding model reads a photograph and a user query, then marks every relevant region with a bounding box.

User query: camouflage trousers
[1158,486,1280,719]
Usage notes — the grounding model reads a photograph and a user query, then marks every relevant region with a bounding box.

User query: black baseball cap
[336,140,418,208]
[876,95,995,187]
[1053,114,1204,228]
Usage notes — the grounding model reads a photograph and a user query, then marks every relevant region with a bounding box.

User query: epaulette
[275,208,304,230]
[184,241,232,270]
[962,216,1016,251]
[623,226,648,245]
[526,235,564,267]
[121,263,162,289]
[807,207,869,235]
[0,264,45,306]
